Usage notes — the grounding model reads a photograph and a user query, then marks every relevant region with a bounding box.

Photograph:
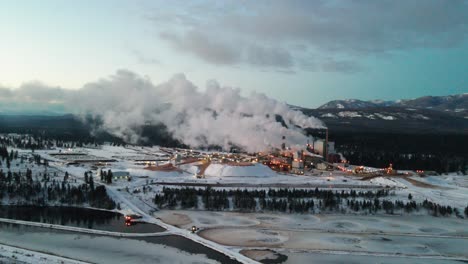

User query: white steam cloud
[2,70,325,152]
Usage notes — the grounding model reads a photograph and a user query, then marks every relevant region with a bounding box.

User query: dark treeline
[0,147,116,210]
[0,115,185,148]
[0,133,111,151]
[2,115,468,173]
[154,187,467,218]
[1,142,117,210]
[0,205,120,227]
[331,132,468,173]
[98,170,113,184]
[0,170,116,209]
[154,187,391,213]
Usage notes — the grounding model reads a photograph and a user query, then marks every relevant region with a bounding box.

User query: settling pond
[0,206,241,264]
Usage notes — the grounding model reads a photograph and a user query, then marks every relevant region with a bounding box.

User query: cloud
[320,58,363,74]
[147,0,468,73]
[220,0,468,52]
[0,82,67,114]
[246,45,293,68]
[160,30,295,69]
[129,49,161,65]
[160,31,241,65]
[0,81,66,104]
[0,70,325,152]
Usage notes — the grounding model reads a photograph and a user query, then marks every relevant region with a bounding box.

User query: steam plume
[3,70,326,152]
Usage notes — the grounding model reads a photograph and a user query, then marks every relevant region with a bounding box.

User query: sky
[0,0,467,109]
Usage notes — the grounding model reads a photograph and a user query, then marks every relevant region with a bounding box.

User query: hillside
[300,107,468,134]
[318,93,468,116]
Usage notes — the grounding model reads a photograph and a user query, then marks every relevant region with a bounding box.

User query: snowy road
[151,181,386,189]
[41,148,468,264]
[105,185,257,264]
[0,218,171,237]
[54,164,257,264]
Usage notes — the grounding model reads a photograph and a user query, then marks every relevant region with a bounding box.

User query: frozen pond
[170,211,468,263]
[284,252,467,264]
[0,223,241,264]
[0,205,164,233]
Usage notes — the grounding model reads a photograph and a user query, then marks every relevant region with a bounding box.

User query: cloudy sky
[0,0,467,109]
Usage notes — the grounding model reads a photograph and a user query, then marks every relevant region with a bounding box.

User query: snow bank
[368,177,407,188]
[0,243,88,264]
[204,164,277,177]
[126,168,182,178]
[178,164,200,175]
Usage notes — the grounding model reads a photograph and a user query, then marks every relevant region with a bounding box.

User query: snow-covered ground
[204,163,278,178]
[0,243,89,264]
[0,224,221,264]
[2,143,468,264]
[282,251,465,264]
[157,210,468,263]
[27,144,423,191]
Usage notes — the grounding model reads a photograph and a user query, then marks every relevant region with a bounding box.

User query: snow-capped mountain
[299,107,468,134]
[318,99,395,109]
[397,94,468,113]
[296,94,468,134]
[318,94,468,114]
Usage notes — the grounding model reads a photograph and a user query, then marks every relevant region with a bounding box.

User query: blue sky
[0,0,467,108]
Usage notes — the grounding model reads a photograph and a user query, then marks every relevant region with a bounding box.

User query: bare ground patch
[155,211,192,227]
[198,228,288,247]
[403,177,448,189]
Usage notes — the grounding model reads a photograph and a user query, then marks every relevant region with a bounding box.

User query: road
[53,165,258,264]
[151,181,388,189]
[0,217,171,238]
[105,185,257,264]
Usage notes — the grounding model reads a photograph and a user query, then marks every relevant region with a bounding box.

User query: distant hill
[299,107,468,134]
[1,110,467,173]
[318,99,395,110]
[0,114,185,147]
[297,94,466,134]
[318,93,468,116]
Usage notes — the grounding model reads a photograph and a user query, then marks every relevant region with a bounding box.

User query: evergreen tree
[106,170,113,184]
[89,174,94,191]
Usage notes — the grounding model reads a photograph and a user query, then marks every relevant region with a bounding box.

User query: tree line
[154,187,467,218]
[334,132,468,173]
[0,169,116,210]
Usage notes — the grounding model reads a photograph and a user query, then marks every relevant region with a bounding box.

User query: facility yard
[1,141,467,264]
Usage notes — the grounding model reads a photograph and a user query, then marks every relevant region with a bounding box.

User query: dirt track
[152,181,388,189]
[402,177,446,189]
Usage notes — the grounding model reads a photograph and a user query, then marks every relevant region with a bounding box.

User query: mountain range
[297,93,468,134]
[317,93,468,114]
[0,94,467,139]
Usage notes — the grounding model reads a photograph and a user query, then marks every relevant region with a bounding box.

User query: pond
[0,205,242,264]
[0,205,164,233]
[0,223,241,264]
